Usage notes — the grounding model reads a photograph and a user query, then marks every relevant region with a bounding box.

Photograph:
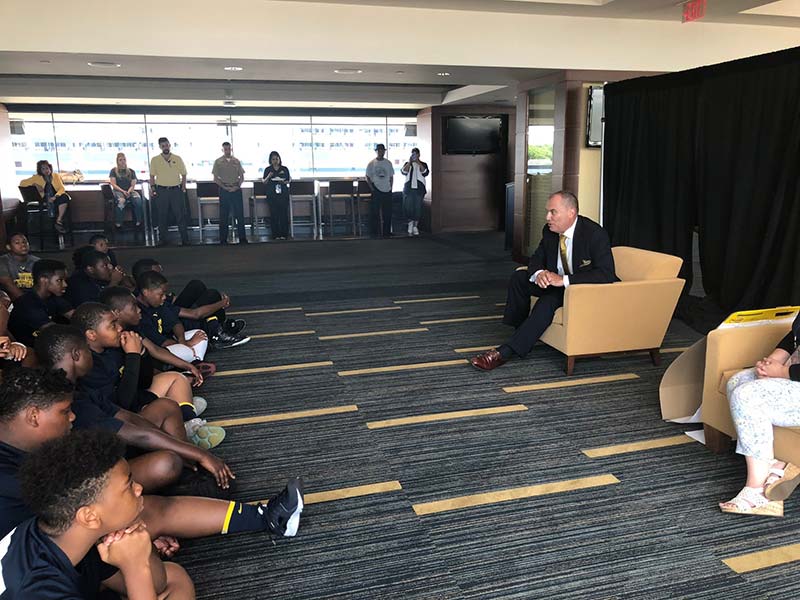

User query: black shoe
[263,477,304,537]
[54,221,67,234]
[210,330,251,350]
[224,318,246,335]
[239,238,249,245]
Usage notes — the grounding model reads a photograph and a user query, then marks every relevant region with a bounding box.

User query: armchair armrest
[560,278,683,354]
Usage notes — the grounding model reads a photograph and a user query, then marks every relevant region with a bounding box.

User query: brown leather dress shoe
[470,349,507,371]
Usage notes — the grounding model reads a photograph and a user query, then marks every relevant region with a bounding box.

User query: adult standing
[149,137,189,246]
[212,142,247,245]
[401,148,429,237]
[365,144,394,238]
[263,151,291,240]
[19,160,71,234]
[109,152,143,229]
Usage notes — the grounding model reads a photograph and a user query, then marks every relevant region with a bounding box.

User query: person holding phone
[401,148,429,237]
[262,151,292,240]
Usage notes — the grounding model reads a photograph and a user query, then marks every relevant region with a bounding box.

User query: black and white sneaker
[224,318,247,336]
[263,477,304,537]
[210,330,251,350]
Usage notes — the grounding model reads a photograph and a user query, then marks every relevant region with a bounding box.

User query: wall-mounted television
[443,116,504,154]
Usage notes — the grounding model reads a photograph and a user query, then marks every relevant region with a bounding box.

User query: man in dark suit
[471,190,617,371]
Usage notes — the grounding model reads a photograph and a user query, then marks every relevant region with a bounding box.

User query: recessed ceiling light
[395,70,405,75]
[223,100,236,107]
[334,68,363,75]
[87,61,121,68]
[39,60,51,64]
[223,66,244,71]
[437,72,451,77]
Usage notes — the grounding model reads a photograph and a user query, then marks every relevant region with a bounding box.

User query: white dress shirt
[531,218,577,288]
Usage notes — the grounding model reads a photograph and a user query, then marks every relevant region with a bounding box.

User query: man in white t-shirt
[365,144,395,238]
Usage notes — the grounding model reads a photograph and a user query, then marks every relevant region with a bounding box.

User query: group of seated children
[0,233,303,598]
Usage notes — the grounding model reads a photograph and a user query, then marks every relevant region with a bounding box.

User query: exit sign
[683,0,707,22]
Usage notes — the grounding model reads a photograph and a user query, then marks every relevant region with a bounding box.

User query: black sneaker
[210,330,251,350]
[263,477,304,537]
[224,318,246,335]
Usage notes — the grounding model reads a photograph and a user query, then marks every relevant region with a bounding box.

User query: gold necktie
[559,234,571,276]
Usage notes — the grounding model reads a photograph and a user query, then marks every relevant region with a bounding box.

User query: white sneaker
[407,222,414,236]
[412,224,419,236]
[192,396,207,416]
[184,417,207,437]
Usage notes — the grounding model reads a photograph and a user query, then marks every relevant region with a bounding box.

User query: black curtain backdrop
[604,46,800,315]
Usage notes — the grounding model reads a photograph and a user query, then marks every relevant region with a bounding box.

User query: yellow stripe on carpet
[413,474,620,515]
[453,345,497,354]
[723,543,800,573]
[252,481,402,507]
[319,327,429,341]
[582,435,696,458]
[366,404,528,429]
[207,405,358,427]
[306,307,402,316]
[420,315,503,325]
[249,330,316,339]
[503,373,640,393]
[215,361,334,377]
[394,295,480,304]
[227,307,303,315]
[338,359,468,377]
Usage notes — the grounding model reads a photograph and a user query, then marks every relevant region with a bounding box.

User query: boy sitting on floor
[35,325,235,494]
[0,368,305,553]
[132,258,247,344]
[71,301,221,449]
[0,233,39,301]
[90,233,136,289]
[65,248,124,308]
[0,428,196,599]
[100,286,207,384]
[7,259,71,347]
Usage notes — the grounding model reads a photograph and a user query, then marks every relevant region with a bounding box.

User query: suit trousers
[219,188,247,243]
[155,186,188,244]
[503,269,564,358]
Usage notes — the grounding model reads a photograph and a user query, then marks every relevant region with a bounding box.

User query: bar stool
[288,180,318,239]
[17,186,73,250]
[325,181,358,237]
[248,181,270,238]
[196,182,221,244]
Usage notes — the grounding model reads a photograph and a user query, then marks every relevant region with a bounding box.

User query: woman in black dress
[263,151,291,240]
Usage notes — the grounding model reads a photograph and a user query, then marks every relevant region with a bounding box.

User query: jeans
[112,190,143,225]
[219,188,247,243]
[402,182,426,221]
[370,189,393,236]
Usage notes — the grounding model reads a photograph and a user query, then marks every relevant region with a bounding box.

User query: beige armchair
[700,322,800,464]
[525,246,684,375]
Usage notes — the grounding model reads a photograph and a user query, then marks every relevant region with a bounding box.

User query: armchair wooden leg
[703,423,733,455]
[565,356,575,376]
[649,348,661,366]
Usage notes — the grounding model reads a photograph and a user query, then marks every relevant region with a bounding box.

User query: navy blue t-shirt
[71,388,124,434]
[135,301,179,346]
[7,292,53,347]
[0,442,29,540]
[64,271,106,308]
[0,518,118,599]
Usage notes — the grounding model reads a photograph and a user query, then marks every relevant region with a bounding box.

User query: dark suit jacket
[527,216,618,285]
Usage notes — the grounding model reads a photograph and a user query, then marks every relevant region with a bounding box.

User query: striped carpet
[54,233,798,598]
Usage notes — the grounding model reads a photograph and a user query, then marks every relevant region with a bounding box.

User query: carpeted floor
[53,233,798,598]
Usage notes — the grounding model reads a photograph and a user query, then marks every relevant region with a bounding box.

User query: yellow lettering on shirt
[15,273,33,289]
[157,318,163,334]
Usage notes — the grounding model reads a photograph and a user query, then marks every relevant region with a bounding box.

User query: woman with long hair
[262,151,292,240]
[400,147,429,237]
[109,152,144,228]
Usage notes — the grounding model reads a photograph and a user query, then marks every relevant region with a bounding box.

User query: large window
[8,111,419,189]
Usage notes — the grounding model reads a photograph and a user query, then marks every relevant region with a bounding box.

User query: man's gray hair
[552,190,579,212]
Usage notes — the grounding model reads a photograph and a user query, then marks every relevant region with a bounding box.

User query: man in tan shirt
[149,137,189,245]
[212,142,247,245]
